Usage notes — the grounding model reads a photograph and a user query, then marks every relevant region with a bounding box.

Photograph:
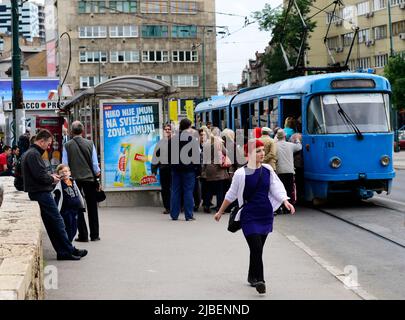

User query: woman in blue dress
[214,139,295,294]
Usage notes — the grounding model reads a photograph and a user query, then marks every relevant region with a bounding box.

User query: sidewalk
[44,207,360,300]
[394,150,405,170]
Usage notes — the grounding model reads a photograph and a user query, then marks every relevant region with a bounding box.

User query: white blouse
[224,164,289,221]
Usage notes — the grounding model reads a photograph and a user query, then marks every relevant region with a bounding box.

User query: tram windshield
[307,93,391,134]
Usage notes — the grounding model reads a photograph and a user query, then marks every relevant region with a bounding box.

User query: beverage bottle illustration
[114,143,131,187]
[130,144,148,186]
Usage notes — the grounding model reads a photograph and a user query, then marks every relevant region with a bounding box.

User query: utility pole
[11,0,24,146]
[387,0,400,152]
[202,27,206,101]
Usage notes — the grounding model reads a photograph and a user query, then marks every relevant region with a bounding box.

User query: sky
[215,0,282,92]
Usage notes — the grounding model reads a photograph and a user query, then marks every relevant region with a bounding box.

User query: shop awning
[61,75,179,111]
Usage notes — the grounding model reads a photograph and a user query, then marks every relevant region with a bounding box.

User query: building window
[171,25,197,38]
[391,0,405,5]
[152,75,171,84]
[172,50,198,62]
[79,51,108,63]
[373,0,386,11]
[342,32,354,46]
[80,76,109,88]
[172,75,199,87]
[142,50,170,62]
[140,1,168,13]
[357,1,370,15]
[326,10,342,24]
[79,26,107,38]
[141,25,169,37]
[109,0,137,13]
[109,25,138,37]
[357,57,371,69]
[78,1,106,14]
[110,51,140,63]
[374,25,387,40]
[326,36,340,49]
[392,20,405,36]
[358,29,370,43]
[170,1,198,14]
[375,54,388,68]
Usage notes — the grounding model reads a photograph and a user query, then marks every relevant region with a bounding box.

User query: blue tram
[195,73,395,201]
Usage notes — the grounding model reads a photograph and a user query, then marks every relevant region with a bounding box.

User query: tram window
[307,96,325,134]
[235,107,241,129]
[212,110,220,128]
[259,100,269,127]
[270,99,279,129]
[252,102,259,127]
[220,109,226,129]
[240,103,250,129]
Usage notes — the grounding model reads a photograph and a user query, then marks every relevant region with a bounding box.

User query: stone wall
[0,177,44,300]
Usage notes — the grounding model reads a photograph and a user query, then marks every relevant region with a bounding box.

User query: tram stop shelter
[61,75,179,207]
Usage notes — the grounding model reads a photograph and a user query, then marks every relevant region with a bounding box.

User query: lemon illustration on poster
[101,101,161,190]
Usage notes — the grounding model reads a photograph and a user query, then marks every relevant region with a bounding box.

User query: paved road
[44,207,359,300]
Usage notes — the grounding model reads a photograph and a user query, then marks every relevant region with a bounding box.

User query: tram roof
[195,72,389,113]
[61,75,179,111]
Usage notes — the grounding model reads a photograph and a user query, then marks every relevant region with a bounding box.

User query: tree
[384,55,405,110]
[253,1,316,83]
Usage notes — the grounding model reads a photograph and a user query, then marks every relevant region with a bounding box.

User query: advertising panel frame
[99,98,163,192]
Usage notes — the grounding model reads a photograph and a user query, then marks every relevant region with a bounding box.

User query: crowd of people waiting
[152,116,303,220]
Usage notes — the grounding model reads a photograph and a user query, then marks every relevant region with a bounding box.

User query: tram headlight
[330,157,342,169]
[380,155,390,166]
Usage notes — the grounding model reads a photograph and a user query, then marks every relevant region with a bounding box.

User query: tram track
[310,202,405,250]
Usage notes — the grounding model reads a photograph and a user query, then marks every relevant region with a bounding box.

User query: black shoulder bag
[72,138,106,203]
[228,166,263,233]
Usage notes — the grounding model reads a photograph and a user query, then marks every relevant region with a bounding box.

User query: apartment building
[55,0,218,105]
[0,1,45,43]
[307,0,405,74]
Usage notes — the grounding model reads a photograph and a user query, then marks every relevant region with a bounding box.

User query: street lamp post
[11,0,24,146]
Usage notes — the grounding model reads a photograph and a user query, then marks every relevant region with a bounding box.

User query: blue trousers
[170,170,195,220]
[61,208,79,242]
[29,192,74,257]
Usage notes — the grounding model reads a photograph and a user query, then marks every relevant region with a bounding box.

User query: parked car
[399,125,405,150]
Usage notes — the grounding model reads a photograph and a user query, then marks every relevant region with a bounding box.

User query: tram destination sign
[3,100,66,112]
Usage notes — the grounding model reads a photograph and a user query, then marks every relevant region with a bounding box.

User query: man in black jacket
[22,129,87,261]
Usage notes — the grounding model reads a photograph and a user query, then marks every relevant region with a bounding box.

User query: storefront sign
[100,100,162,191]
[3,100,65,112]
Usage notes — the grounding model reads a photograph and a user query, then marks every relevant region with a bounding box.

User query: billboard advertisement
[100,100,162,191]
[0,78,59,101]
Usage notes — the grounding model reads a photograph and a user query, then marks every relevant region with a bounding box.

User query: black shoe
[186,217,196,221]
[248,276,257,287]
[75,237,89,242]
[57,254,81,261]
[255,281,266,294]
[193,206,199,212]
[73,248,88,258]
[90,237,101,241]
[163,210,169,214]
[203,207,211,213]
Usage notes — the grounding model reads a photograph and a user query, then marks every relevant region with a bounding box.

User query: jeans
[76,180,100,240]
[61,208,79,242]
[28,192,74,257]
[245,234,268,282]
[159,167,171,211]
[170,170,195,220]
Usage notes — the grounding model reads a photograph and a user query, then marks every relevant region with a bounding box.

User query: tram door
[279,97,302,132]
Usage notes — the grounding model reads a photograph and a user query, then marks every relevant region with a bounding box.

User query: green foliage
[384,55,405,110]
[253,0,316,83]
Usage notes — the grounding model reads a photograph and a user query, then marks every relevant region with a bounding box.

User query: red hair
[254,127,262,138]
[244,139,264,155]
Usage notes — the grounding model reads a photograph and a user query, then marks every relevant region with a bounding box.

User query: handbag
[228,166,263,233]
[72,138,106,203]
[221,154,232,168]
